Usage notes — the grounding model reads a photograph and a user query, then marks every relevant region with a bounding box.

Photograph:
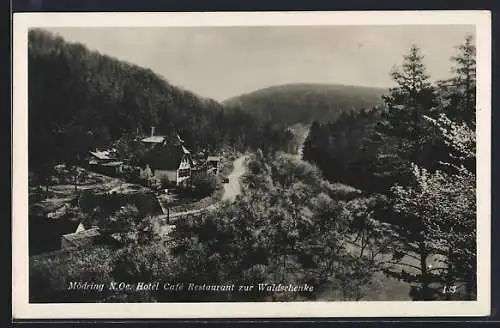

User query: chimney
[151,126,155,137]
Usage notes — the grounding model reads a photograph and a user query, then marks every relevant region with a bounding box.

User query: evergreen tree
[389,113,476,300]
[438,35,476,126]
[376,45,439,169]
[371,45,441,300]
[302,121,319,165]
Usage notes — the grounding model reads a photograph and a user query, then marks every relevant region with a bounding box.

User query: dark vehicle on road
[222,177,229,183]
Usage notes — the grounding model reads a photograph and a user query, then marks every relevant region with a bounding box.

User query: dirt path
[296,125,310,159]
[158,155,248,223]
[287,123,310,160]
[222,155,247,202]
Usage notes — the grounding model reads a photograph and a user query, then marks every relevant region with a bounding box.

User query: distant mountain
[223,83,387,125]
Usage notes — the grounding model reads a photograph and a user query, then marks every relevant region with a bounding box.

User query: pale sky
[44,25,474,101]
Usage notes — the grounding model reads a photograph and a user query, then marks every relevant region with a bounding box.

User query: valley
[27,28,477,304]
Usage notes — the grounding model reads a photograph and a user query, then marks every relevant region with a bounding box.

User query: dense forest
[223,83,385,126]
[28,29,294,186]
[30,152,376,303]
[304,37,476,195]
[303,36,477,300]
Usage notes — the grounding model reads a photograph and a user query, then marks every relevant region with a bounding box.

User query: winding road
[296,126,310,159]
[158,155,248,226]
[161,125,302,223]
[222,155,247,202]
[160,127,307,229]
[290,123,310,160]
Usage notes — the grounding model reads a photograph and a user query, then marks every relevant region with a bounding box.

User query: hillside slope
[223,83,386,125]
[28,29,292,181]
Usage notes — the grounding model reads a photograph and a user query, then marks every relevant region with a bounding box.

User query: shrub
[192,175,217,198]
[147,176,162,191]
[29,246,115,303]
[122,165,141,183]
[77,191,163,219]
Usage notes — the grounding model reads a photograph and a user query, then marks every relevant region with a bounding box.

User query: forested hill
[223,83,386,125]
[29,29,292,177]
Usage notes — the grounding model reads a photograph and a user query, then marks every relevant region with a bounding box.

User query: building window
[178,169,190,178]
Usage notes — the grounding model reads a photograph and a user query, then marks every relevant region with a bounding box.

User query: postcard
[12,10,491,319]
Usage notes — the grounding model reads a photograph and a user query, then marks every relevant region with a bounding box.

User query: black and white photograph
[12,11,491,318]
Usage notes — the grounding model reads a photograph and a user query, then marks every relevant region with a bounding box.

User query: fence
[158,204,217,225]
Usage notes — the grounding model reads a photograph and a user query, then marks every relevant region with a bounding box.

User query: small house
[152,143,194,186]
[88,149,123,176]
[141,127,196,186]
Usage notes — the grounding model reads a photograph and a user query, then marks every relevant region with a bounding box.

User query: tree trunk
[419,242,430,300]
[465,273,474,300]
[465,261,477,300]
[445,246,454,301]
[282,252,286,282]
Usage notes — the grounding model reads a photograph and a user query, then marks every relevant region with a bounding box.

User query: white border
[12,11,491,319]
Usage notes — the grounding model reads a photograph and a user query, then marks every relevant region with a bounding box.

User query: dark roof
[147,143,193,171]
